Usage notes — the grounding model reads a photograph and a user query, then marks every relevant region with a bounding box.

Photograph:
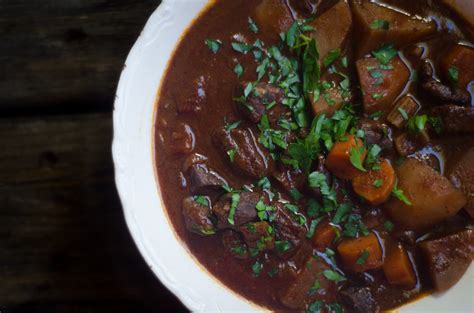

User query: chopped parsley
[326,302,343,313]
[289,188,302,201]
[252,260,263,277]
[323,270,346,282]
[231,245,247,256]
[407,114,427,133]
[356,250,370,265]
[398,107,409,120]
[205,38,222,53]
[365,144,381,170]
[448,65,459,86]
[332,203,353,224]
[308,279,321,296]
[234,63,244,77]
[192,195,209,207]
[350,147,367,172]
[227,149,237,162]
[306,216,324,238]
[267,267,279,278]
[373,179,383,188]
[308,300,324,313]
[392,181,412,205]
[224,120,241,131]
[307,198,321,217]
[248,17,259,33]
[227,192,241,225]
[231,41,252,54]
[384,220,395,232]
[370,19,390,30]
[372,44,397,65]
[275,240,292,253]
[323,48,341,67]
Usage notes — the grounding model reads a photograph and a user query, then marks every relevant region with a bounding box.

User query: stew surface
[155,1,474,312]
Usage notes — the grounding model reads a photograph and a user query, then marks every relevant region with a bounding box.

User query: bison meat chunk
[419,229,474,292]
[214,126,273,178]
[221,230,248,259]
[340,287,380,313]
[447,145,474,217]
[358,118,393,151]
[213,192,259,229]
[429,105,474,133]
[182,197,216,236]
[184,154,228,196]
[239,221,275,251]
[272,202,307,247]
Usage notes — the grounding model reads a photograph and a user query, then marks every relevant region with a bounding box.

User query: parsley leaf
[384,220,394,232]
[275,240,292,253]
[323,48,341,67]
[356,250,370,265]
[407,114,427,134]
[370,19,390,30]
[372,44,397,65]
[224,120,241,132]
[332,203,353,224]
[323,270,346,282]
[350,147,367,172]
[231,42,252,54]
[248,17,259,33]
[392,181,412,205]
[448,65,459,86]
[373,179,383,188]
[205,38,222,53]
[227,192,241,225]
[303,38,321,93]
[227,149,237,162]
[192,195,209,207]
[252,260,263,277]
[234,63,244,77]
[308,301,324,313]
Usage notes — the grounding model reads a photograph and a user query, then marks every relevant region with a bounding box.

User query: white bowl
[112,1,473,312]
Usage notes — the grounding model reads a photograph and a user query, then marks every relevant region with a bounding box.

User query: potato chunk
[309,0,353,61]
[351,0,436,57]
[356,56,410,114]
[440,45,474,88]
[419,229,474,292]
[385,158,467,230]
[255,0,293,36]
[447,146,474,218]
[441,0,474,35]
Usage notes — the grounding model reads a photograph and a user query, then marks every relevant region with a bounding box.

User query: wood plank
[0,113,186,312]
[0,0,161,114]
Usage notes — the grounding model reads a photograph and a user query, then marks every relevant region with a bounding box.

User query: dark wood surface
[0,1,187,312]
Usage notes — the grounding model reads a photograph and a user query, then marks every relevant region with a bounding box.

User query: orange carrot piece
[337,233,383,272]
[383,245,417,287]
[312,219,339,251]
[327,135,367,180]
[352,158,396,205]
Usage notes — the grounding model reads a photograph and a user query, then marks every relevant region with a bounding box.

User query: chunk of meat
[212,192,259,229]
[358,118,393,151]
[356,56,410,114]
[273,202,307,247]
[447,146,474,218]
[287,0,319,18]
[419,229,474,292]
[351,0,436,57]
[337,233,383,272]
[340,287,380,313]
[420,60,471,105]
[167,123,195,155]
[440,45,474,88]
[214,126,273,178]
[383,244,417,287]
[309,0,353,61]
[394,131,429,157]
[255,0,293,36]
[280,256,337,310]
[441,0,474,36]
[326,134,367,180]
[184,154,228,196]
[176,76,207,113]
[221,230,248,259]
[429,105,474,133]
[272,164,306,193]
[384,158,467,230]
[236,82,289,125]
[239,221,275,251]
[182,197,216,236]
[310,83,345,117]
[387,96,420,129]
[352,158,396,205]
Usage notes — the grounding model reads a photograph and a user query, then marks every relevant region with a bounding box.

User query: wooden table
[0,1,187,312]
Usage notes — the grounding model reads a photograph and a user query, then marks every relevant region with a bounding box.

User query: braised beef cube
[183,153,208,172]
[239,221,275,251]
[309,0,352,62]
[429,105,474,133]
[447,146,474,218]
[182,197,216,236]
[176,76,207,113]
[310,75,347,117]
[255,0,293,35]
[420,60,470,105]
[213,192,259,229]
[287,0,319,17]
[358,118,393,151]
[352,1,435,57]
[188,163,227,196]
[440,45,474,88]
[419,229,474,291]
[214,126,273,178]
[357,56,410,114]
[272,164,306,193]
[340,287,380,313]
[387,96,420,129]
[394,132,429,157]
[273,202,307,247]
[168,123,195,155]
[280,256,337,310]
[221,230,248,259]
[236,82,288,125]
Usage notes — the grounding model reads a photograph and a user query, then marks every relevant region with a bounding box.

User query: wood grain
[0,0,161,114]
[0,113,186,312]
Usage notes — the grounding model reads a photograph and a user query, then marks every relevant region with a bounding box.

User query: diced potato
[419,229,474,292]
[255,0,294,36]
[337,233,383,272]
[310,85,344,117]
[440,45,474,88]
[383,244,417,287]
[387,96,420,128]
[384,158,467,230]
[351,0,436,57]
[447,146,474,218]
[310,0,353,61]
[441,0,474,35]
[356,56,410,114]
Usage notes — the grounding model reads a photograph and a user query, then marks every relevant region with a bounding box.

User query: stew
[154,0,474,312]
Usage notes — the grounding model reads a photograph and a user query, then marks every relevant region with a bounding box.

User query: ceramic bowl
[112,1,473,312]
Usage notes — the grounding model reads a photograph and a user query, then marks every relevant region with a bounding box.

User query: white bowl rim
[112,1,474,312]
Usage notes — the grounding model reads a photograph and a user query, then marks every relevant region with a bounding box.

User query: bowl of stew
[113,0,474,312]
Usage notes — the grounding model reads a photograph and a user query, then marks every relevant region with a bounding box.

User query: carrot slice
[327,135,367,180]
[352,158,396,205]
[383,244,417,287]
[312,219,339,251]
[337,233,383,272]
